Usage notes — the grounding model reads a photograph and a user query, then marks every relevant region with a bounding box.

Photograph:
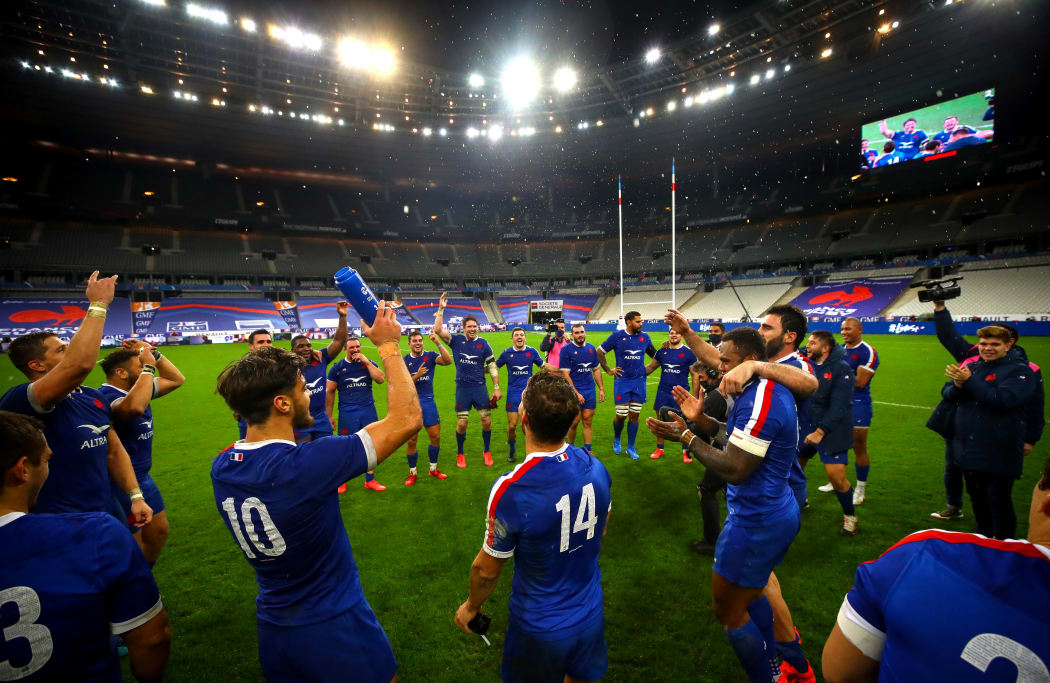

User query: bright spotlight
[468,73,485,88]
[502,57,541,110]
[707,23,720,36]
[140,84,155,94]
[725,83,735,94]
[466,127,480,139]
[438,127,448,136]
[877,23,891,33]
[666,100,677,112]
[645,107,653,116]
[821,47,833,58]
[186,3,228,25]
[270,25,322,51]
[552,66,577,92]
[645,48,660,64]
[371,47,395,75]
[784,64,791,72]
[488,125,503,142]
[139,0,165,6]
[337,38,370,68]
[765,69,775,80]
[422,127,433,136]
[241,18,256,32]
[684,96,693,107]
[750,74,760,85]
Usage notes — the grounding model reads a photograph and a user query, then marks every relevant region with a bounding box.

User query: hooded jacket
[809,343,856,456]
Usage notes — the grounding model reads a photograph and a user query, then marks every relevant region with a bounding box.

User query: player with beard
[559,324,605,453]
[327,336,387,492]
[99,339,186,568]
[434,292,501,468]
[290,301,350,444]
[597,311,656,459]
[496,327,545,463]
[403,330,452,485]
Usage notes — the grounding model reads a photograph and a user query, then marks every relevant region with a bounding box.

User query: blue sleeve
[983,106,994,121]
[326,364,340,381]
[483,482,520,558]
[942,380,966,402]
[727,382,789,457]
[934,308,975,362]
[0,383,43,416]
[96,515,162,634]
[496,349,508,368]
[917,130,928,144]
[1026,369,1044,443]
[427,351,439,367]
[599,332,618,353]
[300,432,375,495]
[451,334,465,348]
[370,360,379,369]
[484,340,495,364]
[961,364,1037,410]
[532,348,543,367]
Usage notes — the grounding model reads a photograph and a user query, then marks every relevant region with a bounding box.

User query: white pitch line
[873,400,933,410]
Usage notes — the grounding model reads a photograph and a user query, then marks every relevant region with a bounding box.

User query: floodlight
[725,83,734,95]
[502,57,541,110]
[139,0,165,6]
[488,125,503,142]
[645,48,660,64]
[371,47,395,75]
[821,47,833,58]
[241,18,256,33]
[466,127,479,138]
[708,23,720,36]
[438,128,447,136]
[187,3,228,25]
[468,73,485,88]
[140,85,154,94]
[666,100,676,112]
[552,66,577,92]
[684,96,693,107]
[765,69,774,80]
[750,74,760,85]
[422,127,433,136]
[337,38,370,67]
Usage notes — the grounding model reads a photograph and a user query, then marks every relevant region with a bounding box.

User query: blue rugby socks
[836,487,856,516]
[776,633,810,673]
[456,431,466,455]
[627,422,639,449]
[726,620,775,683]
[856,464,870,483]
[482,429,492,452]
[508,439,516,458]
[613,419,624,438]
[407,450,418,473]
[428,444,439,467]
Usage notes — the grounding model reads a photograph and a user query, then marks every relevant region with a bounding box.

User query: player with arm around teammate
[646,327,698,462]
[99,339,186,567]
[212,301,421,683]
[290,301,350,443]
[433,292,501,468]
[454,371,612,683]
[822,455,1050,683]
[597,310,656,459]
[0,411,171,682]
[327,336,387,492]
[559,323,605,454]
[403,330,453,485]
[496,327,545,463]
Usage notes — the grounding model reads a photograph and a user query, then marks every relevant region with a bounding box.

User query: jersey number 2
[554,483,598,552]
[221,497,288,559]
[0,586,53,680]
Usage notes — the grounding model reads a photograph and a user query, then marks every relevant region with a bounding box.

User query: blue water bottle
[333,267,379,326]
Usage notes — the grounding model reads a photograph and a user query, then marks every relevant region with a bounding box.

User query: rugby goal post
[618,160,677,319]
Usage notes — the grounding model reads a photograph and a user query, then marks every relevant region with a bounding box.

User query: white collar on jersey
[100,382,129,396]
[524,443,570,460]
[233,439,297,449]
[0,511,26,528]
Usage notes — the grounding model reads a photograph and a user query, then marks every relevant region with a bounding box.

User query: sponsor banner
[147,299,287,335]
[530,300,564,312]
[131,301,161,336]
[789,278,912,318]
[273,300,302,329]
[0,298,132,337]
[566,321,1050,336]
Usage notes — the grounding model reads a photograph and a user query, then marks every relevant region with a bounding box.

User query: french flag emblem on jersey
[231,452,244,462]
[556,452,569,462]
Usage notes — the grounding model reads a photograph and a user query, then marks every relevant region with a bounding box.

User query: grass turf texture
[860,89,993,154]
[3,331,1046,682]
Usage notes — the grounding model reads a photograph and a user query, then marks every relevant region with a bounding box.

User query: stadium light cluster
[269,25,323,51]
[337,38,396,76]
[186,3,228,26]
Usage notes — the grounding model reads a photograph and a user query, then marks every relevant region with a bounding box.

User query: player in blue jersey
[835,317,878,505]
[859,139,878,168]
[648,327,802,683]
[0,410,172,682]
[878,117,928,161]
[213,302,421,683]
[403,329,452,485]
[872,141,903,167]
[99,339,186,567]
[290,300,350,443]
[559,324,605,455]
[455,371,612,683]
[646,328,699,461]
[235,328,275,439]
[0,272,152,528]
[496,327,545,463]
[597,311,656,459]
[823,456,1050,682]
[327,336,387,492]
[434,292,501,468]
[942,126,990,152]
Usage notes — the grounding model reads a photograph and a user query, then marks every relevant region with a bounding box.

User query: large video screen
[860,89,994,169]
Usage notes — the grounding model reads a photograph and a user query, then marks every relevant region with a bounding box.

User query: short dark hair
[883,141,895,153]
[0,411,47,488]
[904,117,917,125]
[977,325,1011,342]
[409,329,424,340]
[216,347,305,426]
[710,322,725,332]
[248,329,272,344]
[998,323,1020,343]
[810,330,836,349]
[571,323,585,332]
[522,372,579,444]
[924,139,940,152]
[511,326,525,334]
[766,305,807,350]
[100,349,139,378]
[463,315,479,327]
[721,327,767,361]
[944,115,958,122]
[291,334,309,345]
[625,311,641,322]
[7,332,56,375]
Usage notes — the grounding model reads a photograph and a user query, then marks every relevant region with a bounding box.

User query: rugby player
[402,330,452,484]
[290,300,350,443]
[559,324,606,453]
[495,327,544,463]
[597,311,656,459]
[878,117,928,161]
[327,336,387,492]
[827,317,877,504]
[645,327,698,461]
[235,328,275,439]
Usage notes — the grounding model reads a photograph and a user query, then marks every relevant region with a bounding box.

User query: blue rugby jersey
[327,358,380,407]
[404,350,440,398]
[653,345,698,396]
[560,342,601,393]
[98,383,155,481]
[844,341,879,398]
[496,346,544,391]
[449,334,495,386]
[599,330,656,381]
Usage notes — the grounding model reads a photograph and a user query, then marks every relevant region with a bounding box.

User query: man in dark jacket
[539,319,567,365]
[942,325,1038,540]
[804,330,859,536]
[930,302,1044,521]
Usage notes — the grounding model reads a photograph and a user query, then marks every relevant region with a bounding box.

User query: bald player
[828,317,879,505]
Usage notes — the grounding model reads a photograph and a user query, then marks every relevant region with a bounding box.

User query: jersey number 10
[221,497,287,559]
[554,483,598,553]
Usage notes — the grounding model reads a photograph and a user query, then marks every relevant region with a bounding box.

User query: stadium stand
[891,263,1050,319]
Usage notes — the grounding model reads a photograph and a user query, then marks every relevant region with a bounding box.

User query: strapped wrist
[378,341,401,360]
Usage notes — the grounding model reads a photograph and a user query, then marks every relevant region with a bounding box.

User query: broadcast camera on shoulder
[910,276,963,303]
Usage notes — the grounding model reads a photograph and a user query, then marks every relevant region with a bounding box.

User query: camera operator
[929,300,1044,522]
[539,318,567,367]
[941,325,1038,540]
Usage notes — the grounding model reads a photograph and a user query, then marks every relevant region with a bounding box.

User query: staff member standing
[540,318,567,367]
[941,326,1037,540]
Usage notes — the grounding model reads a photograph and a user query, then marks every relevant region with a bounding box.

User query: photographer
[539,318,567,367]
[929,300,1044,522]
[941,325,1038,539]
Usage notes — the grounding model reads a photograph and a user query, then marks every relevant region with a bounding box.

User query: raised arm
[32,271,118,410]
[933,304,974,363]
[433,292,452,343]
[879,119,893,140]
[430,332,453,365]
[111,346,162,422]
[361,302,423,461]
[664,309,720,369]
[325,301,350,359]
[107,430,152,527]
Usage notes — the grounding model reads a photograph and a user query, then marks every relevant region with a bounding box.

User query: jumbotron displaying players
[326,336,387,492]
[403,330,452,485]
[495,327,544,463]
[290,300,349,443]
[646,328,697,461]
[434,291,501,468]
[597,311,656,459]
[559,323,605,453]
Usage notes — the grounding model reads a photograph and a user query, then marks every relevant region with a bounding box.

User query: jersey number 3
[0,586,53,680]
[554,483,598,552]
[221,497,288,559]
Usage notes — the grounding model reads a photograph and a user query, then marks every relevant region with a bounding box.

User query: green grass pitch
[2,330,1046,682]
[860,89,994,151]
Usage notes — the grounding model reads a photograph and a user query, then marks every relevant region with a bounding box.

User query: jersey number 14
[554,483,598,552]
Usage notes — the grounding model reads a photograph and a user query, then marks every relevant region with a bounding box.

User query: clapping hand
[945,363,971,387]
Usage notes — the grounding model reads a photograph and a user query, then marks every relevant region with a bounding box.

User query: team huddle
[860,107,993,169]
[1,275,1048,683]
